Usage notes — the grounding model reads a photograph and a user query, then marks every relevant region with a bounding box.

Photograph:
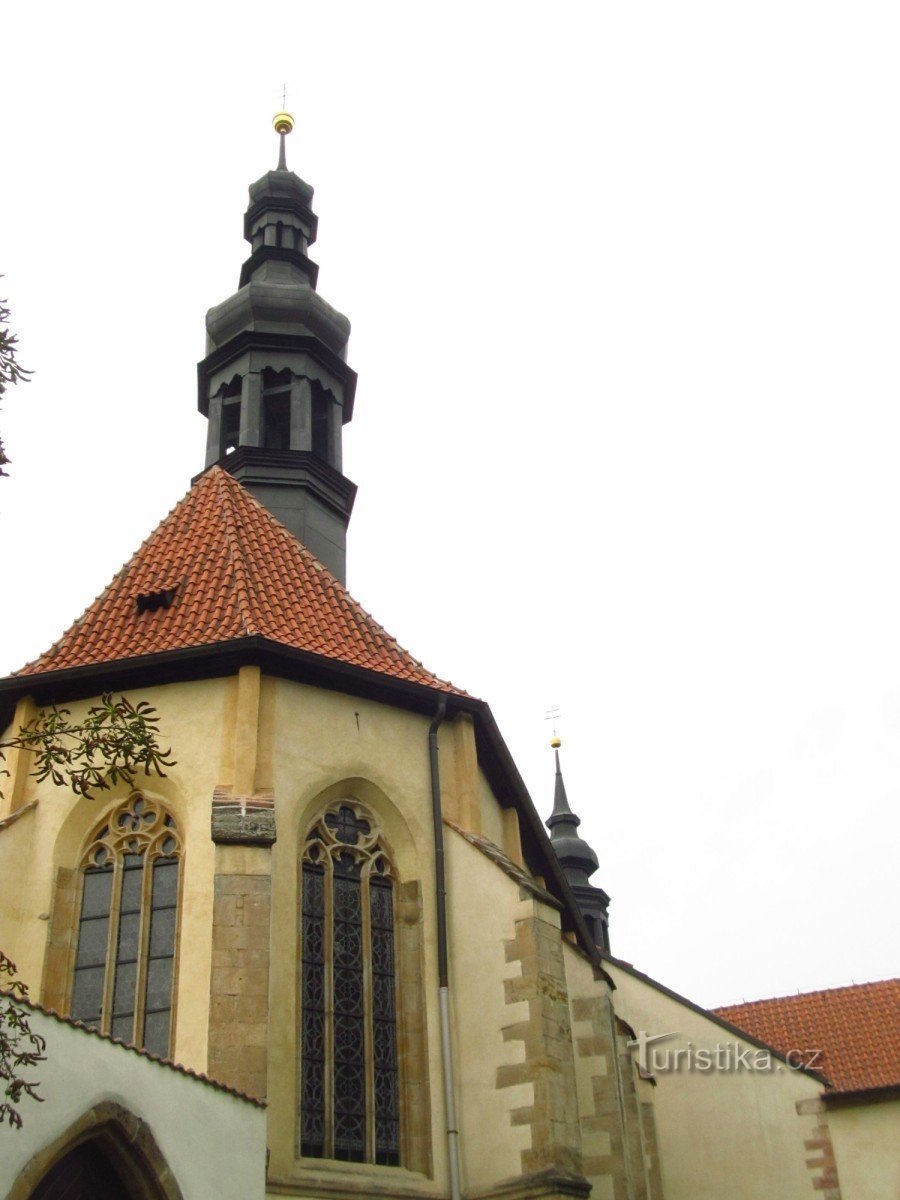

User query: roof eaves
[823,1083,900,1108]
[0,635,467,730]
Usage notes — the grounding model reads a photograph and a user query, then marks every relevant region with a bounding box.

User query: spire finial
[273,104,295,171]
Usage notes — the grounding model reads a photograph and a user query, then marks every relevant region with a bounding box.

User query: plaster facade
[1,668,887,1200]
[0,1007,266,1200]
[605,960,827,1199]
[829,1099,900,1200]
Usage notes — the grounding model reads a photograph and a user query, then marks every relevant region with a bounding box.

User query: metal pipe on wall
[428,700,462,1200]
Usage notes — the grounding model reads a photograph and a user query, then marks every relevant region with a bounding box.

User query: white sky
[1,2,898,1009]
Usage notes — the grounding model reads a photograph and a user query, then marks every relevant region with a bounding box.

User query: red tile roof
[15,466,465,695]
[714,979,900,1093]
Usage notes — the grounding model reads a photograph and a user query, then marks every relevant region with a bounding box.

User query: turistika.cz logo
[626,1031,823,1074]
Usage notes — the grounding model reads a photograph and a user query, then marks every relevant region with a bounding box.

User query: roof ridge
[213,467,257,637]
[714,977,900,1012]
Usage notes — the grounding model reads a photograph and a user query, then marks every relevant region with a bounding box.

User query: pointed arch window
[70,794,181,1057]
[300,801,399,1165]
[262,367,292,450]
[219,375,243,457]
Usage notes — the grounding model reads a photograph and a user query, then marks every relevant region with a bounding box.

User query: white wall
[0,1007,266,1200]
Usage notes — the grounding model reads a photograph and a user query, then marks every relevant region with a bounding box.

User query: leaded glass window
[300,801,400,1166]
[70,793,181,1057]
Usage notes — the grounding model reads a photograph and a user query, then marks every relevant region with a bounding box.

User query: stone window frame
[296,796,433,1177]
[43,791,184,1058]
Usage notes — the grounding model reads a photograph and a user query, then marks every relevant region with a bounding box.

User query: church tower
[197,112,357,582]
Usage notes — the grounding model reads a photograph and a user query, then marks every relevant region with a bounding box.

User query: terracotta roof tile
[713,978,900,1093]
[14,467,466,696]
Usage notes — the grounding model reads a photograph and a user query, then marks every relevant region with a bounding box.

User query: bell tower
[197,111,358,582]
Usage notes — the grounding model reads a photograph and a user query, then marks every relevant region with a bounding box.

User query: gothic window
[70,794,181,1058]
[262,367,292,450]
[300,801,400,1166]
[220,375,242,457]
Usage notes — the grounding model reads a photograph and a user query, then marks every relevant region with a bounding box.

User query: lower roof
[714,978,900,1093]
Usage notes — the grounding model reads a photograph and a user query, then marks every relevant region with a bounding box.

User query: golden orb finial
[273,110,295,136]
[550,735,562,749]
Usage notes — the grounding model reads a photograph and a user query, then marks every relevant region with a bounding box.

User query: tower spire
[545,737,611,952]
[196,113,358,582]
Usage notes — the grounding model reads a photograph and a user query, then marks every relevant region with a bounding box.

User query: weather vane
[544,706,562,748]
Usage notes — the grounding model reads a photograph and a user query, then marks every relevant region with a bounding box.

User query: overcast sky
[2,2,898,1008]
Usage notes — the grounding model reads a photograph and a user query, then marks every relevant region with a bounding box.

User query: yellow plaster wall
[258,678,449,1191]
[0,678,229,1073]
[477,769,505,849]
[829,1099,900,1200]
[606,960,825,1200]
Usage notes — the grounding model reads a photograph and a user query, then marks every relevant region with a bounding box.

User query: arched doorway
[11,1102,182,1200]
[30,1140,133,1199]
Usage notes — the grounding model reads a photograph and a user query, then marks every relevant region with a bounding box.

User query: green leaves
[0,284,32,478]
[0,952,46,1130]
[2,693,175,800]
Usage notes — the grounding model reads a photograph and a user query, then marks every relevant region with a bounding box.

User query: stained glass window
[300,802,400,1166]
[71,794,181,1056]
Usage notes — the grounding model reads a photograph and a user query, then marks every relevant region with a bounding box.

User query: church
[0,114,896,1200]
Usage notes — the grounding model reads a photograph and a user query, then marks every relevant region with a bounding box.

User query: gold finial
[273,107,295,170]
[550,735,562,749]
[273,110,295,135]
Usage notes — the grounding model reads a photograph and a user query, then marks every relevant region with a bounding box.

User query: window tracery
[70,793,181,1057]
[300,800,399,1166]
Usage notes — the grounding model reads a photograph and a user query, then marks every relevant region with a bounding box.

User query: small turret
[546,737,611,952]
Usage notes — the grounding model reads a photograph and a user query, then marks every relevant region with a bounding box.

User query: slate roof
[713,978,900,1093]
[14,466,465,695]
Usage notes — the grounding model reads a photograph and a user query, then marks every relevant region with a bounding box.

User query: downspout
[429,699,462,1200]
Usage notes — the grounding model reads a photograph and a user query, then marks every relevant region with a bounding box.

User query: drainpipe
[429,699,462,1200]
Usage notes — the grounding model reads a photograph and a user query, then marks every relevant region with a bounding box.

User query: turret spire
[548,741,576,825]
[545,737,611,953]
[196,114,358,582]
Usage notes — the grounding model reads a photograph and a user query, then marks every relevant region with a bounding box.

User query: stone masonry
[207,870,271,1101]
[570,993,663,1200]
[499,902,584,1182]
